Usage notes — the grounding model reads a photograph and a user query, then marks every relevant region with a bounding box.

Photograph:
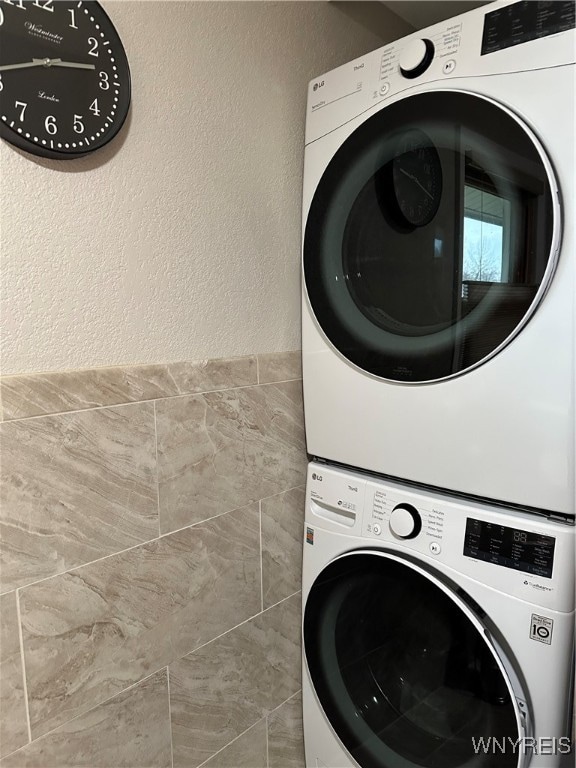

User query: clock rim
[390,131,443,228]
[0,0,131,160]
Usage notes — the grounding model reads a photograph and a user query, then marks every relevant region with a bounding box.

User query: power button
[379,83,390,97]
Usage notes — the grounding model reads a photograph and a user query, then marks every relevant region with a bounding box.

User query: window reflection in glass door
[463,186,510,284]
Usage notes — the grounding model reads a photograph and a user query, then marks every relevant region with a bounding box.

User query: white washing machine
[301,0,575,514]
[302,462,575,768]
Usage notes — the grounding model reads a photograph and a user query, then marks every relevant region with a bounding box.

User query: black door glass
[304,554,520,768]
[303,92,556,382]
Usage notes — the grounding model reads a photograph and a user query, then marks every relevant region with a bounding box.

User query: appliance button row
[376,57,455,100]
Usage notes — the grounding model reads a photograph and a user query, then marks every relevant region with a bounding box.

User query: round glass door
[303,91,558,382]
[304,553,522,768]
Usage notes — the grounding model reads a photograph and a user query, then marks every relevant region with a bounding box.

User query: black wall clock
[0,0,130,159]
[391,129,443,228]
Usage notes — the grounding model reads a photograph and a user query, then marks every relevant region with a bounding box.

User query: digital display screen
[481,0,575,56]
[464,518,555,578]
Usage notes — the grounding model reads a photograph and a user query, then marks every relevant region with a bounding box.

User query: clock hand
[0,59,59,72]
[0,58,93,71]
[399,167,434,201]
[32,58,95,70]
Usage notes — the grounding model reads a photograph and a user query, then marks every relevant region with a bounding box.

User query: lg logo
[312,80,325,92]
[312,473,323,482]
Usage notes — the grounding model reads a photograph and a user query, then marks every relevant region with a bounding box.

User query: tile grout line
[260,478,306,508]
[179,606,265,659]
[3,595,303,761]
[0,668,167,757]
[166,666,175,768]
[1,377,302,423]
[258,482,306,505]
[195,716,267,768]
[259,500,264,614]
[2,478,307,598]
[3,499,265,597]
[265,588,302,614]
[178,588,302,661]
[268,688,302,715]
[14,590,32,744]
[0,353,301,389]
[0,386,250,423]
[194,685,303,768]
[153,399,161,539]
[266,711,270,768]
[268,688,306,768]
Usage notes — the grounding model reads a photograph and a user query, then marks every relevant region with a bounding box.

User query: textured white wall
[0,1,410,375]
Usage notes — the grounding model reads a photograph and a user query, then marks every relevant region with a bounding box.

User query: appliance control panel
[364,481,445,554]
[305,463,575,612]
[305,0,575,145]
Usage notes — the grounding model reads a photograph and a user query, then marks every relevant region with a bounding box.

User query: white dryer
[302,0,575,514]
[302,462,575,768]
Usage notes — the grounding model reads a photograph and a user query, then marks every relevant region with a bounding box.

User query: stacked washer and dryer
[300,2,575,767]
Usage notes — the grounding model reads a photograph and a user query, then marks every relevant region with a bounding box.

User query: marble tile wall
[0,352,306,768]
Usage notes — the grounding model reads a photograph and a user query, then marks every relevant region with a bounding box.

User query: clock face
[0,0,130,158]
[391,129,442,228]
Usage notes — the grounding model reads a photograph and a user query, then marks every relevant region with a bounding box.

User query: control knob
[399,39,435,79]
[389,503,422,540]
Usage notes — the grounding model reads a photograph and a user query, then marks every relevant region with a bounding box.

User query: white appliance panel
[302,0,575,513]
[302,462,575,768]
